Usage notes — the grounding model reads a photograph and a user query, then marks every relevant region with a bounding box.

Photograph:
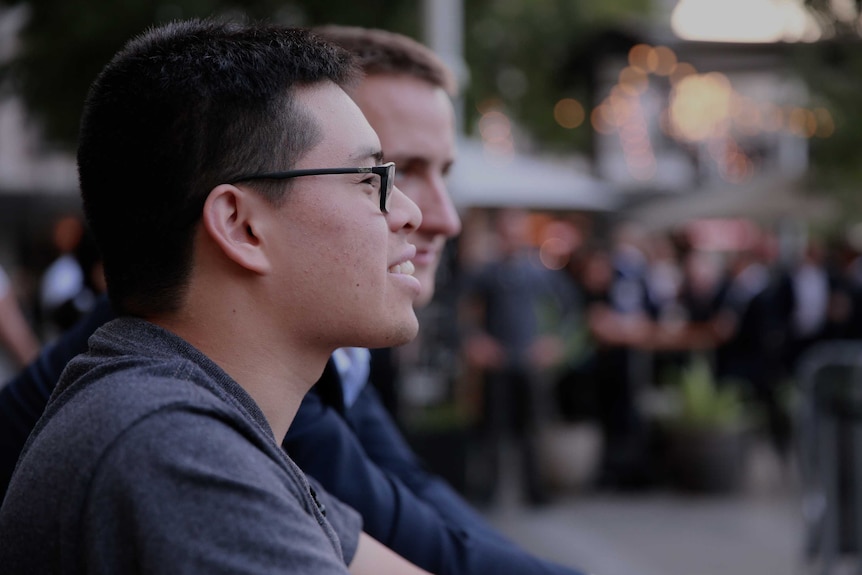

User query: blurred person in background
[782,237,853,373]
[459,207,575,506]
[38,214,85,335]
[553,244,620,445]
[639,231,690,410]
[677,248,726,325]
[711,235,793,459]
[589,222,656,489]
[38,215,104,338]
[0,24,592,575]
[836,236,862,340]
[0,263,40,370]
[643,232,684,323]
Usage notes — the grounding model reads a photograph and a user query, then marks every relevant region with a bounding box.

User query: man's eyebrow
[348,148,384,165]
[385,155,455,167]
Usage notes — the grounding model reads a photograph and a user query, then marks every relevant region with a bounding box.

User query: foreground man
[0,18,431,575]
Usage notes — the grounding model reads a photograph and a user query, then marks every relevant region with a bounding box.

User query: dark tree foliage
[804,0,862,37]
[0,0,417,151]
[776,2,862,223]
[788,37,862,225]
[3,0,653,157]
[462,0,649,153]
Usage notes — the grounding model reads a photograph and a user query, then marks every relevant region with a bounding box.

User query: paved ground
[479,437,813,575]
[485,490,804,575]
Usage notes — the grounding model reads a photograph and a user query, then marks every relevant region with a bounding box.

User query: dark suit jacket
[284,359,585,574]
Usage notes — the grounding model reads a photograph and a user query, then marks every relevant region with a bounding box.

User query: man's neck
[152,312,330,442]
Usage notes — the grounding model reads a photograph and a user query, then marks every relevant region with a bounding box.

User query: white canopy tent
[625,176,837,231]
[448,138,620,212]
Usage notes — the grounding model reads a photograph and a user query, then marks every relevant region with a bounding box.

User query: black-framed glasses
[230,161,395,213]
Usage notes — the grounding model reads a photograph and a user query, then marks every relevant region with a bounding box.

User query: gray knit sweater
[0,317,361,574]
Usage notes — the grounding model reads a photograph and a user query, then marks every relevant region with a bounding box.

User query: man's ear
[201,184,271,274]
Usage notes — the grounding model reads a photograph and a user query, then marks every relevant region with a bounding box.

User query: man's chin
[413,267,437,309]
[414,290,434,309]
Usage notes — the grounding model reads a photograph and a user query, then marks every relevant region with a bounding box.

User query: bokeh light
[553,98,585,129]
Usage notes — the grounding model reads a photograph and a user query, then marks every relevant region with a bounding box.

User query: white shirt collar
[331,347,371,408]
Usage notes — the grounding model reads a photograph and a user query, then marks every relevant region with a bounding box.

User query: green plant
[662,355,748,431]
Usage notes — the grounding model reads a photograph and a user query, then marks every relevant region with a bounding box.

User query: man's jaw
[413,263,440,308]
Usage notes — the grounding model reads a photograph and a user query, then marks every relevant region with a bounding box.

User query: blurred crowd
[2,205,860,500]
[448,207,862,498]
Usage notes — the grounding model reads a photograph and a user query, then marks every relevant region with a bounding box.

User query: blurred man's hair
[315,25,458,97]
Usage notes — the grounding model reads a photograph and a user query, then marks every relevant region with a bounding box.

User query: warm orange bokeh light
[669,62,697,85]
[760,102,784,132]
[787,107,816,138]
[628,43,653,72]
[648,46,678,76]
[813,107,835,138]
[618,66,649,94]
[591,105,614,134]
[668,72,733,141]
[478,110,512,143]
[553,98,585,129]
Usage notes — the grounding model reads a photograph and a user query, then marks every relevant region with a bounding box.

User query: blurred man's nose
[418,175,461,238]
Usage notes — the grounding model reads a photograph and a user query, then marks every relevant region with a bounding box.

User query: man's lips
[388,245,417,275]
[412,246,439,268]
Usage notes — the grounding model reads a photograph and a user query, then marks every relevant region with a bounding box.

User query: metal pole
[422,0,467,134]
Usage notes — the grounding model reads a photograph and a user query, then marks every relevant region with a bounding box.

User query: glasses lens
[380,163,394,213]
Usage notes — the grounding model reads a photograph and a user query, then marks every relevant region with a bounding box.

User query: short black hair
[77,18,357,316]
